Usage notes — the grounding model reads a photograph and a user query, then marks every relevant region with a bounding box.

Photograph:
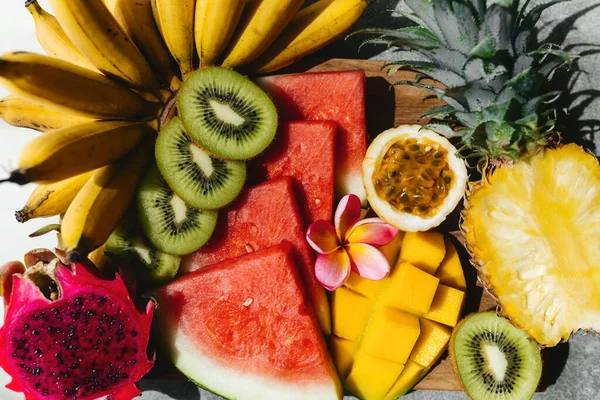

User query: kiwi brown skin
[449,311,543,400]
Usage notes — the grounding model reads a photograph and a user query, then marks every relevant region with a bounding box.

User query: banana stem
[0,170,28,185]
[158,91,178,130]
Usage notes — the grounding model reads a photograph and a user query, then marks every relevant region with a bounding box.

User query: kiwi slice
[137,166,218,255]
[178,67,278,160]
[156,117,246,210]
[105,210,180,287]
[451,312,542,400]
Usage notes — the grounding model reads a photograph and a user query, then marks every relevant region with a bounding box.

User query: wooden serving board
[151,58,567,394]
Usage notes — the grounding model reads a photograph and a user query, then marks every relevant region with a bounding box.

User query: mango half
[330,231,466,399]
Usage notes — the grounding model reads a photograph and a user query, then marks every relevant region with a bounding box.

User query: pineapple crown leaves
[355,0,577,168]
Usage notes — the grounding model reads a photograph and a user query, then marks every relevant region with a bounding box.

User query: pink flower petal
[314,248,352,291]
[335,194,362,241]
[346,218,399,247]
[345,243,390,280]
[306,220,340,254]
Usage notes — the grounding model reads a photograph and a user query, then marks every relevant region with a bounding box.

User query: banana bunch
[0,0,372,264]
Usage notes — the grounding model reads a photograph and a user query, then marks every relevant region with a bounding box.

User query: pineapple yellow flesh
[464,144,600,346]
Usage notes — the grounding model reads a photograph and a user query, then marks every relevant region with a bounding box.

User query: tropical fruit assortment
[0,0,598,400]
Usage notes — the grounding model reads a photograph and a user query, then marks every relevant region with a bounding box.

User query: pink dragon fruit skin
[0,260,155,400]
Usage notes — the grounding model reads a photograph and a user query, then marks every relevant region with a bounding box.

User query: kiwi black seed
[156,117,246,210]
[136,166,218,256]
[178,66,278,160]
[451,312,542,400]
[105,209,180,287]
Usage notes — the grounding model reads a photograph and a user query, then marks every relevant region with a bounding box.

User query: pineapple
[358,0,600,347]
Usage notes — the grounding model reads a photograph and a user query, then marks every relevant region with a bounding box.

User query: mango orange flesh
[330,231,467,400]
[372,138,454,217]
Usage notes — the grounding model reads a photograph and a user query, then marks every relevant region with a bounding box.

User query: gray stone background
[142,1,600,399]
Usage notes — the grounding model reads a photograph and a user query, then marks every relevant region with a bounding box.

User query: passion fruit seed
[372,138,454,217]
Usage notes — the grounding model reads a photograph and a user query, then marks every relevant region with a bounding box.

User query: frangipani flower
[306,194,399,291]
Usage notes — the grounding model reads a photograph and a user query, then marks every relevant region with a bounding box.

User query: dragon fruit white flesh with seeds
[0,251,155,400]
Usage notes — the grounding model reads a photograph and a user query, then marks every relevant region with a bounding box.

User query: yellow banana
[48,0,160,95]
[5,120,154,185]
[113,0,178,88]
[0,95,93,132]
[88,244,110,271]
[151,0,197,78]
[0,52,160,120]
[221,0,304,69]
[61,140,153,258]
[102,0,119,13]
[195,0,246,67]
[15,170,95,223]
[25,0,97,72]
[251,0,373,73]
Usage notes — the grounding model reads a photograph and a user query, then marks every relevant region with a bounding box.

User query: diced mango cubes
[435,239,466,290]
[345,354,405,400]
[384,360,426,400]
[424,284,466,327]
[399,231,445,275]
[331,287,372,341]
[361,308,420,364]
[331,336,358,379]
[331,229,467,399]
[378,231,404,265]
[409,319,451,367]
[345,271,384,300]
[381,262,439,315]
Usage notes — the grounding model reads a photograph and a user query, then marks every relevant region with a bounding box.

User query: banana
[151,0,196,78]
[61,140,153,258]
[15,170,95,223]
[195,0,246,67]
[4,120,154,185]
[251,0,373,73]
[25,0,97,72]
[48,0,160,95]
[221,0,304,69]
[0,52,160,120]
[102,0,119,13]
[113,0,178,88]
[88,244,110,271]
[0,95,93,132]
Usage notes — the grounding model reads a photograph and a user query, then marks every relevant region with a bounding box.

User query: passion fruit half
[363,125,467,232]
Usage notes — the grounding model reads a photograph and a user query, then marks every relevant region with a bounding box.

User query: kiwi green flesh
[178,66,278,160]
[137,166,218,256]
[452,312,542,400]
[105,212,180,287]
[156,117,246,210]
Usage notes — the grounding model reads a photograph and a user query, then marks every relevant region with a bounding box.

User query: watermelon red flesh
[257,70,367,205]
[248,120,336,224]
[181,176,331,334]
[155,243,341,400]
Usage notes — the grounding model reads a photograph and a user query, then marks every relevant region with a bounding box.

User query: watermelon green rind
[156,243,342,400]
[160,328,342,400]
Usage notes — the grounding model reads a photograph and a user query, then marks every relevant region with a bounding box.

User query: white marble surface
[0,1,599,399]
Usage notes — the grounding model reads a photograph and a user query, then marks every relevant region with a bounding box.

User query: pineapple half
[463,144,600,346]
[358,0,598,346]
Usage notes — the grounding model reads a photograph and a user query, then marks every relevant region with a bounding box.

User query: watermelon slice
[155,243,342,400]
[257,70,367,205]
[182,177,331,334]
[249,120,337,224]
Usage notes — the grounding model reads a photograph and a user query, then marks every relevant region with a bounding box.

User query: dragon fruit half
[0,250,155,400]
